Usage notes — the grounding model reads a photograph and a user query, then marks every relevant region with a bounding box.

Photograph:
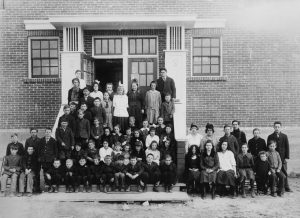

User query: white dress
[90,91,103,101]
[185,133,203,153]
[113,95,129,117]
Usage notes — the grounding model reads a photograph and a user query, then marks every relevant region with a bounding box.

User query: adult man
[156,67,176,101]
[231,120,247,149]
[267,121,292,192]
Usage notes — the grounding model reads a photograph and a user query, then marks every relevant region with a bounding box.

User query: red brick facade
[0,0,300,129]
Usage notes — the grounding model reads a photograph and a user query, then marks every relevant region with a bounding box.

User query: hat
[190,123,199,130]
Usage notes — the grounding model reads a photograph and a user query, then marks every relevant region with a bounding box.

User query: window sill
[187,76,227,81]
[23,78,61,84]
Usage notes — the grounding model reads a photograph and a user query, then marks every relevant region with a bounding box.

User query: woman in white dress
[89,82,103,101]
[185,123,203,153]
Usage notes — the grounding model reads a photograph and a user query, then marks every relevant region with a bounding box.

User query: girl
[199,123,219,153]
[185,145,201,194]
[160,137,176,164]
[122,143,131,160]
[89,82,103,101]
[105,83,115,101]
[111,124,125,148]
[200,140,219,199]
[101,92,113,130]
[140,119,150,142]
[185,123,202,154]
[130,129,145,151]
[100,127,113,148]
[112,142,123,162]
[155,117,166,138]
[99,140,113,162]
[145,81,161,125]
[112,85,129,133]
[91,118,103,149]
[145,127,160,149]
[127,80,144,128]
[145,141,160,165]
[68,78,82,105]
[216,140,237,198]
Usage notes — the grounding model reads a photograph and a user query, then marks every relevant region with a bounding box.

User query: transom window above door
[94,38,122,55]
[128,37,157,55]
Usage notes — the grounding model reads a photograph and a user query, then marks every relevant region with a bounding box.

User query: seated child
[76,157,92,192]
[64,159,77,193]
[101,92,113,130]
[112,142,123,162]
[91,118,104,149]
[86,139,99,165]
[145,127,160,149]
[0,145,22,197]
[254,151,271,195]
[90,156,102,192]
[131,141,146,163]
[125,156,144,192]
[71,143,86,167]
[128,116,137,132]
[123,127,132,146]
[100,155,115,193]
[267,140,286,197]
[112,124,125,148]
[160,155,177,193]
[121,143,131,160]
[113,155,126,191]
[44,159,64,193]
[75,109,90,150]
[185,145,201,194]
[160,137,176,164]
[155,117,166,138]
[140,120,150,142]
[101,127,113,147]
[99,140,113,162]
[236,143,255,198]
[160,93,175,125]
[130,129,145,150]
[141,154,161,192]
[145,141,160,165]
[18,145,38,197]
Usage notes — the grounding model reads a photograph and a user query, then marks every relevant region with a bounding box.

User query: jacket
[156,76,176,99]
[2,154,22,175]
[75,118,90,139]
[38,137,58,163]
[90,106,107,124]
[55,126,75,151]
[6,142,25,156]
[267,132,290,160]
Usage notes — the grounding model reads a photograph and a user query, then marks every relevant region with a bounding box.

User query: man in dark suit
[156,67,176,101]
[231,120,247,149]
[267,121,292,192]
[79,87,95,110]
[141,153,161,192]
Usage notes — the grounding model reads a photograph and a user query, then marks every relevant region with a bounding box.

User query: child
[123,127,132,146]
[69,101,78,119]
[101,127,113,147]
[112,142,123,162]
[75,109,90,149]
[145,141,160,165]
[55,118,75,163]
[112,85,129,133]
[185,145,201,194]
[131,141,146,163]
[217,124,239,156]
[112,124,125,148]
[58,105,76,134]
[145,127,160,149]
[74,69,86,89]
[68,78,83,105]
[141,154,161,192]
[160,155,177,192]
[236,143,255,198]
[105,83,115,101]
[0,145,22,197]
[90,97,107,128]
[248,128,267,161]
[160,137,176,164]
[80,103,93,123]
[71,143,86,167]
[160,93,175,125]
[140,119,150,142]
[100,155,115,192]
[267,140,286,197]
[18,145,38,197]
[90,82,103,101]
[101,92,113,130]
[64,159,77,193]
[79,86,94,110]
[90,156,102,192]
[130,129,144,151]
[6,133,25,156]
[86,139,99,165]
[44,159,64,193]
[145,81,161,125]
[128,116,137,131]
[127,80,144,128]
[99,140,113,162]
[122,143,131,160]
[76,157,92,192]
[231,120,247,149]
[113,155,126,191]
[91,118,103,149]
[254,151,271,195]
[160,124,176,147]
[125,156,144,192]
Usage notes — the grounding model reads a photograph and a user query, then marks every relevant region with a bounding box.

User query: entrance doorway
[94,59,123,92]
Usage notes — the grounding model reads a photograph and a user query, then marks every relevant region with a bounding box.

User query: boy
[105,83,115,101]
[122,143,131,160]
[145,127,159,149]
[112,142,123,162]
[90,156,102,192]
[140,119,150,142]
[6,133,25,156]
[267,121,291,192]
[80,103,93,124]
[160,155,177,192]
[141,154,161,192]
[99,140,113,162]
[100,155,115,192]
[131,141,146,163]
[254,151,271,195]
[75,109,90,149]
[123,127,132,145]
[18,145,39,197]
[218,124,239,156]
[231,120,247,149]
[55,118,75,163]
[113,155,126,191]
[160,137,176,163]
[128,116,137,132]
[155,117,166,138]
[125,156,144,192]
[86,139,99,165]
[71,143,86,167]
[58,105,76,134]
[248,128,267,161]
[69,102,78,119]
[64,159,77,193]
[91,118,103,149]
[90,97,107,128]
[79,87,94,110]
[236,144,255,198]
[0,145,22,197]
[160,93,175,125]
[76,157,92,192]
[44,159,64,193]
[145,81,161,125]
[267,140,286,197]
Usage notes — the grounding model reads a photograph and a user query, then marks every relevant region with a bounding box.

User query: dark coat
[64,165,77,177]
[200,152,219,171]
[58,114,76,134]
[248,137,267,158]
[113,162,127,173]
[267,132,290,160]
[24,137,41,153]
[38,137,58,163]
[125,163,144,175]
[71,149,86,166]
[100,163,115,175]
[156,76,176,99]
[46,166,64,177]
[218,135,240,155]
[236,153,255,170]
[79,96,95,110]
[83,110,93,124]
[231,129,247,148]
[160,162,177,175]
[55,126,75,151]
[142,162,161,175]
[185,154,201,171]
[75,118,90,139]
[6,142,25,156]
[2,154,22,175]
[21,153,39,174]
[90,106,107,124]
[127,90,144,109]
[68,88,83,104]
[131,149,146,162]
[90,164,102,177]
[76,165,91,177]
[160,100,175,122]
[160,146,176,162]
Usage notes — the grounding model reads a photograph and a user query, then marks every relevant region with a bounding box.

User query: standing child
[76,157,92,192]
[101,92,113,130]
[0,145,22,197]
[112,85,129,133]
[236,144,255,198]
[248,128,267,161]
[160,93,175,125]
[79,87,94,110]
[64,159,77,193]
[160,155,177,192]
[254,151,271,195]
[91,118,103,149]
[218,124,239,157]
[75,109,90,150]
[127,80,144,128]
[90,156,102,192]
[86,139,99,165]
[145,81,161,125]
[58,105,76,134]
[125,156,144,192]
[105,83,115,101]
[69,102,78,119]
[80,103,93,124]
[6,133,25,156]
[145,127,160,149]
[44,159,64,193]
[155,117,166,138]
[231,120,247,150]
[89,82,103,101]
[145,141,160,165]
[99,140,113,162]
[113,155,126,191]
[90,97,106,129]
[100,155,115,192]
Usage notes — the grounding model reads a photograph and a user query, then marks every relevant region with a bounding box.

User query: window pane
[211,38,220,47]
[32,41,40,49]
[32,60,41,67]
[202,38,210,47]
[109,39,115,54]
[50,59,58,66]
[139,62,146,74]
[147,75,153,85]
[50,40,58,49]
[193,48,201,56]
[42,67,50,75]
[202,48,210,56]
[102,39,108,54]
[139,74,146,86]
[50,50,58,58]
[32,67,41,76]
[41,41,49,49]
[202,65,210,74]
[42,60,49,67]
[211,57,219,64]
[143,39,149,54]
[147,62,154,74]
[129,39,135,54]
[115,39,122,54]
[41,50,49,58]
[202,57,210,65]
[95,40,101,54]
[131,62,139,74]
[193,38,201,47]
[50,67,59,75]
[131,73,139,82]
[149,39,156,54]
[32,50,40,58]
[194,65,201,74]
[211,48,219,56]
[211,65,219,74]
[136,39,142,54]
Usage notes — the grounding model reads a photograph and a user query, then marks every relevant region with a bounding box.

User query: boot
[251,189,255,198]
[65,186,70,193]
[87,185,91,193]
[96,185,100,193]
[168,185,173,193]
[75,186,79,193]
[138,185,143,192]
[211,184,216,200]
[48,186,54,193]
[201,185,206,199]
[104,185,108,193]
[241,187,246,198]
[153,185,158,192]
[53,185,58,193]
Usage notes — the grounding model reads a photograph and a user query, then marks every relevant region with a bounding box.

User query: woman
[200,140,219,199]
[185,123,202,153]
[127,79,144,128]
[68,78,82,105]
[185,145,201,194]
[199,123,219,152]
[89,82,103,101]
[112,85,129,134]
[216,140,237,198]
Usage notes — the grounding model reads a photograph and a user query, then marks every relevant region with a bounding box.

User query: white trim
[194,19,226,28]
[24,20,56,30]
[28,36,60,79]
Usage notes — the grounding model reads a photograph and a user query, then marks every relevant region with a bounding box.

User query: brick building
[1,1,300,178]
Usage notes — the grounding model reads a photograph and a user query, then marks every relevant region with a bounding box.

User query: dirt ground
[0,178,299,218]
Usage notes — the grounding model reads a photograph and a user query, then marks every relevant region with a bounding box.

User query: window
[30,39,59,78]
[128,38,157,55]
[94,38,122,55]
[192,37,221,76]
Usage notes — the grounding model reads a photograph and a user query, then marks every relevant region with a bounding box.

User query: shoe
[54,187,58,193]
[65,186,70,193]
[242,191,246,198]
[125,187,130,192]
[48,186,54,193]
[97,185,100,193]
[153,186,158,192]
[75,187,79,193]
[104,185,108,193]
[9,193,16,197]
[271,192,277,197]
[27,193,33,197]
[87,186,91,193]
[251,190,255,198]
[168,186,173,193]
[212,186,216,200]
[17,192,23,197]
[138,185,143,192]
[285,188,293,192]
